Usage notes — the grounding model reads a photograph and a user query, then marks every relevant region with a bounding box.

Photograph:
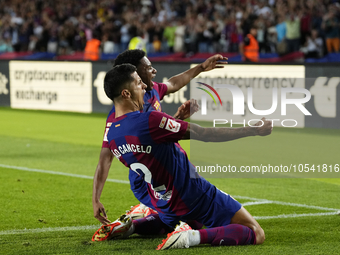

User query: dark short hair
[104,64,137,101]
[113,49,146,68]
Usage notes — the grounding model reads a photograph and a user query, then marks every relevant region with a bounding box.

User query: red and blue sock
[199,224,256,246]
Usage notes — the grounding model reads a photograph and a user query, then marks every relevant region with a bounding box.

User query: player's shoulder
[148,111,181,130]
[148,110,172,120]
[152,81,168,99]
[152,81,167,90]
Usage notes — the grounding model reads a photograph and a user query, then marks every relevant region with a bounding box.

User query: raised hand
[200,54,228,72]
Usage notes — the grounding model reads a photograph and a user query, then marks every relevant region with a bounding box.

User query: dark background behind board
[92,61,115,114]
[152,62,191,116]
[0,61,10,106]
[305,65,340,129]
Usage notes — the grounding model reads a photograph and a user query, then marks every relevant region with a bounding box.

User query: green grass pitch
[0,107,340,254]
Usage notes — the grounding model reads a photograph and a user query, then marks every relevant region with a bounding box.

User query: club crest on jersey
[153,101,161,111]
[159,117,167,128]
[165,119,181,133]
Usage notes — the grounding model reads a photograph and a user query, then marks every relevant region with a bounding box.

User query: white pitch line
[233,195,264,201]
[242,201,273,206]
[1,211,339,236]
[0,164,129,184]
[254,211,339,220]
[2,163,339,212]
[270,201,340,212]
[0,225,99,236]
[233,195,339,212]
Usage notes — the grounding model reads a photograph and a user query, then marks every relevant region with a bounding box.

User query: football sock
[133,214,172,235]
[198,224,256,246]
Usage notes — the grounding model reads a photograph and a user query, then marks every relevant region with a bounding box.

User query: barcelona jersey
[102,81,168,147]
[106,111,242,228]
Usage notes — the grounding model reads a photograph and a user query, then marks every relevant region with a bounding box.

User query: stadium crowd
[0,0,339,58]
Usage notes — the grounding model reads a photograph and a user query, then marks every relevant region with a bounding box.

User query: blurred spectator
[128,26,147,53]
[276,15,286,43]
[302,29,323,59]
[184,17,198,55]
[254,0,273,19]
[28,35,38,52]
[0,37,13,53]
[152,35,162,52]
[240,26,259,62]
[256,15,267,53]
[0,0,339,60]
[163,20,176,52]
[84,31,101,61]
[102,33,114,54]
[267,20,277,53]
[120,19,131,52]
[322,6,340,53]
[224,14,239,53]
[174,18,185,52]
[285,13,301,53]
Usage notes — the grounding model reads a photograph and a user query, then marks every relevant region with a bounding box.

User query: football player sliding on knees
[93,50,227,225]
[92,64,272,250]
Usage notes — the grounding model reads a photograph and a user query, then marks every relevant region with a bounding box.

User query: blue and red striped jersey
[106,111,203,221]
[102,81,168,148]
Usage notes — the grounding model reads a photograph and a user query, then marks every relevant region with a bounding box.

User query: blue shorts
[191,186,242,228]
[156,181,242,228]
[131,175,242,228]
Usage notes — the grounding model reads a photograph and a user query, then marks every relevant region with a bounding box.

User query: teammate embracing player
[92,64,272,250]
[93,50,228,225]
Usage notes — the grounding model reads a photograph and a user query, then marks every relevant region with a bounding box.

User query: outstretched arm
[92,147,114,225]
[165,54,228,94]
[182,118,272,142]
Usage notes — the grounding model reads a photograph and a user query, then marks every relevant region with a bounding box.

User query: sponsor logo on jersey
[165,119,181,133]
[115,124,121,127]
[159,117,167,128]
[153,100,161,111]
[107,122,112,127]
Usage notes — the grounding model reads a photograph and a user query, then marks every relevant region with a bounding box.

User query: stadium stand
[0,0,339,62]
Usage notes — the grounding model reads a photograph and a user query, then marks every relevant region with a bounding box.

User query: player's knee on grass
[253,225,265,244]
[230,206,265,244]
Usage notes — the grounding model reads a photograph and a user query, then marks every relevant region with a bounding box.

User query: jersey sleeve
[101,127,109,148]
[148,111,188,144]
[101,122,112,148]
[102,106,116,148]
[153,82,168,100]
